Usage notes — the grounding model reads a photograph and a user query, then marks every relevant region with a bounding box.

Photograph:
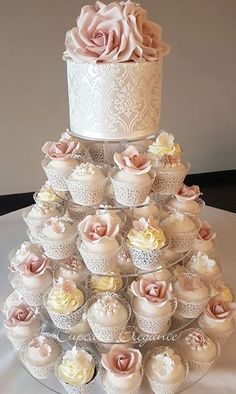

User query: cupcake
[54,255,86,285]
[148,131,188,195]
[102,345,143,394]
[42,139,80,191]
[192,220,216,253]
[198,296,236,344]
[34,182,64,204]
[131,196,161,220]
[9,241,44,271]
[56,347,98,394]
[65,162,107,206]
[173,272,210,318]
[78,214,121,273]
[23,202,64,237]
[11,251,53,307]
[185,251,222,284]
[144,346,188,394]
[22,333,61,379]
[88,270,124,294]
[165,184,204,216]
[161,212,197,252]
[4,302,41,351]
[127,217,168,270]
[40,217,77,259]
[86,293,131,342]
[131,278,176,334]
[111,145,153,206]
[178,328,219,372]
[45,278,85,329]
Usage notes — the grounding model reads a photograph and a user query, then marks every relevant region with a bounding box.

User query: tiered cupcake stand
[1,133,231,394]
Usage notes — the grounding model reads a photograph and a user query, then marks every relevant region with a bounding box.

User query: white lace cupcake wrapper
[127,244,168,270]
[40,236,77,260]
[167,230,196,253]
[46,306,84,330]
[175,298,209,319]
[42,159,71,192]
[11,273,49,307]
[6,333,31,352]
[111,177,153,207]
[79,244,119,274]
[133,297,177,334]
[147,378,183,394]
[65,178,107,206]
[153,167,188,195]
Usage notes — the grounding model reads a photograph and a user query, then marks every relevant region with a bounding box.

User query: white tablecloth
[0,206,236,394]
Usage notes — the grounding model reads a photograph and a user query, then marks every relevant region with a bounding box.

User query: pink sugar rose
[114,145,151,175]
[29,335,52,358]
[78,214,119,243]
[197,220,216,241]
[101,345,142,376]
[42,140,80,161]
[18,252,49,277]
[206,297,236,320]
[64,1,169,63]
[4,303,35,328]
[175,184,201,202]
[131,278,171,303]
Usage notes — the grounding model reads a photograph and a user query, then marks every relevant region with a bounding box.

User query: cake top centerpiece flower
[64,1,170,64]
[127,217,166,251]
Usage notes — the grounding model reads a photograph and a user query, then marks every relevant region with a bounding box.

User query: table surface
[0,206,236,394]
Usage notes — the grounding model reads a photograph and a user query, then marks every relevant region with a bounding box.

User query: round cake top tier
[67,60,163,141]
[64,0,170,141]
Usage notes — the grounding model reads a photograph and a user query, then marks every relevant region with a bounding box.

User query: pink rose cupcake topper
[101,345,142,376]
[78,214,119,243]
[196,220,216,241]
[175,184,201,202]
[206,297,236,320]
[29,335,52,358]
[42,140,79,161]
[17,253,49,277]
[4,303,35,328]
[64,1,169,63]
[131,278,171,303]
[114,145,152,175]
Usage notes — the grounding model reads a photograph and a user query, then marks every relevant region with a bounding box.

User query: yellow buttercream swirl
[90,273,123,293]
[58,349,95,386]
[127,226,166,251]
[47,287,84,314]
[148,131,181,159]
[38,187,62,203]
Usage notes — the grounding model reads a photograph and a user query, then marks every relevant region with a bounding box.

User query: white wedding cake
[64,0,169,140]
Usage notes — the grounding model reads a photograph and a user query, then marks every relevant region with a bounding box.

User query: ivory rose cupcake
[173,272,210,318]
[177,328,219,372]
[65,162,107,206]
[4,302,41,351]
[144,346,188,394]
[11,252,53,307]
[86,293,131,342]
[185,251,222,284]
[127,217,168,270]
[198,297,236,344]
[78,214,121,273]
[54,255,86,285]
[111,145,153,206]
[165,184,204,216]
[40,217,77,259]
[192,220,216,253]
[45,278,85,329]
[102,345,143,394]
[131,278,176,333]
[42,139,80,191]
[22,333,61,379]
[56,347,98,394]
[161,212,197,252]
[148,131,189,195]
[88,270,124,295]
[23,202,64,239]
